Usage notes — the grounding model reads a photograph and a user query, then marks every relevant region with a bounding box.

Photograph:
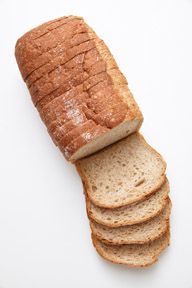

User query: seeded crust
[92,229,170,267]
[76,133,166,208]
[85,179,169,227]
[90,198,171,245]
[15,16,143,161]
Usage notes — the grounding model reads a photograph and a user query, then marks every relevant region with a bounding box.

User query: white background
[0,0,192,287]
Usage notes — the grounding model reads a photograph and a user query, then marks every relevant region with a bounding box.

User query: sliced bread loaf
[76,133,166,208]
[86,179,169,227]
[90,198,171,245]
[92,230,170,267]
[15,16,143,162]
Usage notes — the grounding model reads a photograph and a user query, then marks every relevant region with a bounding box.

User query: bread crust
[40,92,88,125]
[25,33,92,87]
[15,17,84,78]
[48,110,87,142]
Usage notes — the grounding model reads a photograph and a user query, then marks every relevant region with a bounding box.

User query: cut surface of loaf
[77,133,166,208]
[90,198,171,245]
[86,179,169,227]
[15,15,143,162]
[92,230,170,267]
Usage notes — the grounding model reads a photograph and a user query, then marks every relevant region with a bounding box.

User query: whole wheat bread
[92,230,170,267]
[76,133,166,208]
[90,198,171,245]
[15,15,171,267]
[86,179,169,227]
[15,16,143,162]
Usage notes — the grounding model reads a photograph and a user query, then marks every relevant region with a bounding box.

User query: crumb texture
[78,133,166,208]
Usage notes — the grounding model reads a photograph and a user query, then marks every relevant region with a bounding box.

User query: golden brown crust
[15,16,74,45]
[15,16,83,79]
[25,33,92,87]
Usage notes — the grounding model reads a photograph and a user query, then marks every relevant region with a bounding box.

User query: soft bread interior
[76,133,166,208]
[71,118,141,161]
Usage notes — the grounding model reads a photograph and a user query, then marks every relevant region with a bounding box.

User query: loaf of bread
[15,16,171,267]
[15,15,143,161]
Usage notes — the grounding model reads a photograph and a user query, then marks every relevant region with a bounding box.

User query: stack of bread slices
[76,133,171,267]
[15,15,171,267]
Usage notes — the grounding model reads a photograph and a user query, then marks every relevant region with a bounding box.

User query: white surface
[0,0,192,287]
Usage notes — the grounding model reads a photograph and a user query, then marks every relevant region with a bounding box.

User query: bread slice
[90,198,171,245]
[86,179,169,227]
[92,230,170,267]
[76,133,166,208]
[15,16,143,162]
